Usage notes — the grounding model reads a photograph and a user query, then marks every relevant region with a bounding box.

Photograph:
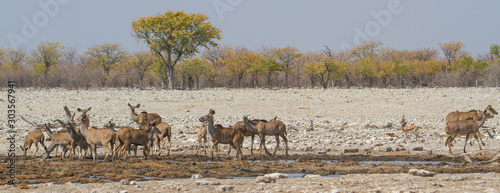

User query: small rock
[256,176,276,183]
[195,180,221,185]
[120,190,129,193]
[413,147,424,151]
[217,185,235,192]
[386,147,393,152]
[409,169,436,177]
[264,173,288,179]
[317,151,327,154]
[129,181,137,185]
[191,174,203,179]
[121,179,130,185]
[344,148,358,153]
[304,175,321,178]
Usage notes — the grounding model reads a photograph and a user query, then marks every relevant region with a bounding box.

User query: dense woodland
[1,40,500,89]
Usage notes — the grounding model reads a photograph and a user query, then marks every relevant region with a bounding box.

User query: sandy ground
[1,87,500,192]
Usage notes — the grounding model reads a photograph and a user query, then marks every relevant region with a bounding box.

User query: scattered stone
[217,185,235,192]
[264,173,288,179]
[129,181,137,185]
[256,176,276,183]
[119,190,129,193]
[195,180,221,185]
[304,175,321,178]
[386,147,393,152]
[409,169,436,177]
[191,174,203,179]
[120,179,130,185]
[317,151,327,154]
[344,148,358,153]
[413,147,424,151]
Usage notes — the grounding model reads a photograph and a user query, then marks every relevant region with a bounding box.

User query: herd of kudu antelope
[19,103,497,161]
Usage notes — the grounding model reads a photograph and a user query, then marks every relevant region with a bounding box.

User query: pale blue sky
[1,0,499,56]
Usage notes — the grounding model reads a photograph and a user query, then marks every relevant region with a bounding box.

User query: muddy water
[1,151,499,185]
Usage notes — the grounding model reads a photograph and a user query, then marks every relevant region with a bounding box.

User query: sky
[1,0,500,56]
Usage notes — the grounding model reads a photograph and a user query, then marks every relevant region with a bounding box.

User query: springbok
[400,115,420,140]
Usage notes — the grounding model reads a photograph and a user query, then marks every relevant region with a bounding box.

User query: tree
[222,47,254,87]
[274,46,301,87]
[6,47,27,70]
[202,45,230,87]
[86,43,126,77]
[126,51,154,85]
[349,41,383,60]
[261,57,281,87]
[490,44,500,60]
[178,57,208,89]
[439,41,465,72]
[0,47,5,66]
[30,41,65,85]
[132,11,222,90]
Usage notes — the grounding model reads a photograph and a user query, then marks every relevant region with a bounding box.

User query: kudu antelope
[20,130,47,157]
[445,105,497,146]
[445,110,493,154]
[241,116,288,156]
[199,109,244,159]
[114,126,161,159]
[43,122,80,159]
[128,103,162,127]
[77,107,116,161]
[234,116,277,155]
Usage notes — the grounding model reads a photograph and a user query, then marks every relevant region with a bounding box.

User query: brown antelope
[114,126,161,159]
[43,122,79,159]
[400,115,420,140]
[20,130,47,157]
[151,122,172,156]
[445,110,493,154]
[54,119,90,159]
[77,107,116,161]
[199,109,244,159]
[234,116,276,155]
[128,103,162,127]
[241,116,288,156]
[445,105,497,146]
[196,123,208,155]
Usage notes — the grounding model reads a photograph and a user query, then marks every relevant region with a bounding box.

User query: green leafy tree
[178,57,208,89]
[86,43,126,77]
[132,11,222,89]
[490,44,500,60]
[30,41,65,85]
[126,51,154,85]
[261,57,281,87]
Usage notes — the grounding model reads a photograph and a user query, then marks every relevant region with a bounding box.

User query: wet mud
[1,151,499,185]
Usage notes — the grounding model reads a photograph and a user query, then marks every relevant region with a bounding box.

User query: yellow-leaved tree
[132,11,222,89]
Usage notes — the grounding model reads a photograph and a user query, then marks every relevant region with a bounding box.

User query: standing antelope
[400,115,420,140]
[199,109,244,159]
[114,126,161,159]
[445,105,497,146]
[20,130,47,157]
[241,116,288,156]
[445,110,493,154]
[77,107,116,161]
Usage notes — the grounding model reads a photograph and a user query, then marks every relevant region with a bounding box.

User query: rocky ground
[1,87,499,192]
